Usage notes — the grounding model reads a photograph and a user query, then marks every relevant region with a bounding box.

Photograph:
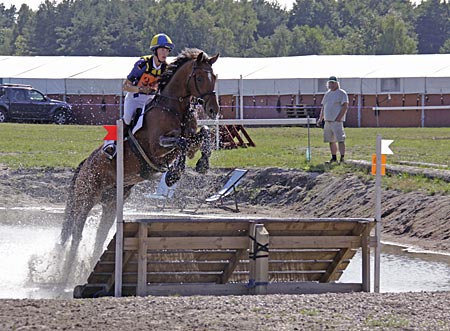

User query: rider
[103,33,175,159]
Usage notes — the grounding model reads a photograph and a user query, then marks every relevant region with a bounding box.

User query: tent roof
[3,54,450,94]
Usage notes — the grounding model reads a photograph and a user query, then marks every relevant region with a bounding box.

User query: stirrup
[103,144,116,160]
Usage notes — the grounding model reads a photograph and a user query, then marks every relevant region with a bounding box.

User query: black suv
[0,84,73,124]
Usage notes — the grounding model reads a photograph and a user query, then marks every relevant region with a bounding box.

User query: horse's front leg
[194,125,212,174]
[165,136,188,187]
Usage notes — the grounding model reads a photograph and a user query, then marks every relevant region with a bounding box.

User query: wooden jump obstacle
[285,104,316,119]
[74,216,377,298]
[218,125,256,149]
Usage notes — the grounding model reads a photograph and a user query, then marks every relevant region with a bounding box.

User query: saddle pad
[132,112,144,135]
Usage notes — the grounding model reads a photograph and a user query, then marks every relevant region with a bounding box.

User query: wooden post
[374,134,382,293]
[114,119,124,297]
[361,224,371,292]
[136,223,148,296]
[248,223,269,295]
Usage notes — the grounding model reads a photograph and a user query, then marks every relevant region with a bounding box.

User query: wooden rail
[74,216,377,298]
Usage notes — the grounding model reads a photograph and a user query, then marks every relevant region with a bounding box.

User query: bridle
[186,63,216,103]
[155,60,216,107]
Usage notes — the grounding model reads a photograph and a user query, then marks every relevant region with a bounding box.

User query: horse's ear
[208,53,219,65]
[196,52,205,63]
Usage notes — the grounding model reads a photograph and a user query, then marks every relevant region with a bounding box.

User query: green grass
[0,123,449,194]
[1,123,449,169]
[0,123,104,168]
[208,126,450,169]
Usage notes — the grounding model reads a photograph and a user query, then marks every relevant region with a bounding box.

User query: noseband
[186,63,216,103]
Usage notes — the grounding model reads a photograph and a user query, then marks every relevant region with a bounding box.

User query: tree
[376,14,417,54]
[415,0,450,54]
[13,4,34,55]
[291,25,327,55]
[288,0,338,30]
[251,0,288,38]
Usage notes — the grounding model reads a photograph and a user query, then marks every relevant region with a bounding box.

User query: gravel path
[1,292,450,330]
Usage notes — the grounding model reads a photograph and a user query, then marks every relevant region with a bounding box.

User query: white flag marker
[381,139,394,155]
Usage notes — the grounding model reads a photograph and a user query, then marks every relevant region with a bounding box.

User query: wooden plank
[136,222,148,296]
[90,273,222,284]
[143,221,249,233]
[236,125,256,147]
[148,250,240,261]
[319,248,352,283]
[264,221,359,233]
[146,281,362,296]
[97,250,242,264]
[88,250,135,294]
[227,125,246,147]
[147,283,250,296]
[219,249,246,284]
[125,235,364,251]
[270,236,362,249]
[90,261,230,274]
[124,237,248,250]
[134,217,375,225]
[269,250,352,261]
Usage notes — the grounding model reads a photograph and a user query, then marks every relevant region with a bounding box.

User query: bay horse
[59,48,220,277]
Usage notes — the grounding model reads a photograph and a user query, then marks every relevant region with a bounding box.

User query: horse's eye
[196,76,203,82]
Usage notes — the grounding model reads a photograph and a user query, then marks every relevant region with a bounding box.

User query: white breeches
[122,92,154,125]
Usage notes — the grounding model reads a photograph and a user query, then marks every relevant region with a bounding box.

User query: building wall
[50,92,450,127]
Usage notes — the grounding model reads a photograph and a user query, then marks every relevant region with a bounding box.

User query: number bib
[137,73,158,88]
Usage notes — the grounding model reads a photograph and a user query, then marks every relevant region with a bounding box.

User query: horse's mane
[159,48,207,92]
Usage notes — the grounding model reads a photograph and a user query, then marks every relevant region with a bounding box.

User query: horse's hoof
[195,157,209,174]
[165,171,181,187]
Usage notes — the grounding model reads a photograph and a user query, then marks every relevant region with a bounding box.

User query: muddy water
[1,207,450,298]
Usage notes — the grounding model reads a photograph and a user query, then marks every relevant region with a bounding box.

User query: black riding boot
[123,123,130,138]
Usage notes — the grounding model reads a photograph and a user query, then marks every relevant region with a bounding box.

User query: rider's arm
[122,79,140,93]
[122,58,152,94]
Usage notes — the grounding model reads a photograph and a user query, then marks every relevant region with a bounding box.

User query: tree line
[0,0,449,57]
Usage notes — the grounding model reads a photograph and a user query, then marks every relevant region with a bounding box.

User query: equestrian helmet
[150,33,174,51]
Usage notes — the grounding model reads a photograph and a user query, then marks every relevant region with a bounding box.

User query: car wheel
[53,110,68,124]
[0,108,7,123]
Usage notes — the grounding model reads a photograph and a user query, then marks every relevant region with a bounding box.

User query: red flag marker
[103,125,117,141]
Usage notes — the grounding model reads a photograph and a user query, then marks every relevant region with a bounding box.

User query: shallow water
[1,207,450,298]
[340,244,450,292]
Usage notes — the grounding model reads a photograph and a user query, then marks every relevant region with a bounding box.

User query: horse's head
[187,52,220,119]
[158,48,220,119]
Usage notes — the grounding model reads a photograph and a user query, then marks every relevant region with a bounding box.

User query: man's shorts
[323,121,346,143]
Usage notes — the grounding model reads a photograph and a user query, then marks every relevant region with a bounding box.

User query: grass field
[0,123,449,170]
[0,123,449,194]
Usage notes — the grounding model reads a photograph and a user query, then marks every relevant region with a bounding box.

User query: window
[29,90,45,102]
[317,78,329,92]
[381,78,400,92]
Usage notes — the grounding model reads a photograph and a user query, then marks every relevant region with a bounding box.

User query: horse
[59,48,220,278]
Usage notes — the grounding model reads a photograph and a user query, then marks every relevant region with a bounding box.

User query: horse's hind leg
[60,160,86,245]
[195,125,212,174]
[91,185,135,264]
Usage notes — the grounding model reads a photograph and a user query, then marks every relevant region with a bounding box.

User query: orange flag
[103,125,117,141]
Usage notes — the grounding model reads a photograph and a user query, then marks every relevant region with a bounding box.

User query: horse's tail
[60,159,86,245]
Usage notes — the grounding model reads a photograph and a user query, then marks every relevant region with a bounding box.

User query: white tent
[2,54,450,95]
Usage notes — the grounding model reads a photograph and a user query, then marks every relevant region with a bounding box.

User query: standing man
[318,76,349,163]
[103,33,174,159]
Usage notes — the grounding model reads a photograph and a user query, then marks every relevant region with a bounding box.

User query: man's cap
[328,76,338,82]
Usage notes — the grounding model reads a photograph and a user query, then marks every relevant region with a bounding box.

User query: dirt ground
[1,165,450,330]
